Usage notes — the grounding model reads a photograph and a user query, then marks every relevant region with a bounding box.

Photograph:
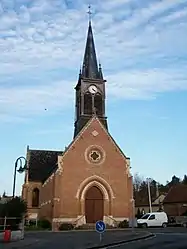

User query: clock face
[88,85,98,94]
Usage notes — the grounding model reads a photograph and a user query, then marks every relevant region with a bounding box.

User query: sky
[0,0,187,196]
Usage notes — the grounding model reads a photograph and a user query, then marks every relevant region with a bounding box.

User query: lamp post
[130,198,135,230]
[147,178,152,213]
[12,156,27,198]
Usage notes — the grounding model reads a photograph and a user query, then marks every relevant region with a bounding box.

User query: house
[163,184,187,216]
[135,194,166,216]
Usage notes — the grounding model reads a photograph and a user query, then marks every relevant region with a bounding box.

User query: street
[25,227,187,249]
[1,227,187,249]
[111,232,187,249]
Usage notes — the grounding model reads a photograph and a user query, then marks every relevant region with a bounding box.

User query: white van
[137,212,168,228]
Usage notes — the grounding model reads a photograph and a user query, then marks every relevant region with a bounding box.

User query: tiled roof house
[163,184,187,216]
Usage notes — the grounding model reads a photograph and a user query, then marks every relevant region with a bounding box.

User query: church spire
[81,6,101,79]
[74,6,108,138]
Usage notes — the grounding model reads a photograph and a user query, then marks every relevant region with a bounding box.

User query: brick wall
[23,117,133,226]
[52,118,133,220]
[39,175,55,221]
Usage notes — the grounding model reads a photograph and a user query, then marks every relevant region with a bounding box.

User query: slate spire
[81,19,102,79]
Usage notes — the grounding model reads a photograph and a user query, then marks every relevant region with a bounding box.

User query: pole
[3,216,7,230]
[12,163,17,198]
[147,178,152,213]
[99,233,102,243]
[12,157,27,198]
[131,199,135,231]
[21,217,25,240]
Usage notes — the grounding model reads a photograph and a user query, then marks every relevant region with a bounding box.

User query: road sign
[95,220,106,234]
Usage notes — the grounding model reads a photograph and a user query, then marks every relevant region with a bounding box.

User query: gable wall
[54,118,133,219]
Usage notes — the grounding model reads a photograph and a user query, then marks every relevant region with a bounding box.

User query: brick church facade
[22,20,134,230]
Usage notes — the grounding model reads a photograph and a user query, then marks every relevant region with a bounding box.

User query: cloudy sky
[0,0,187,196]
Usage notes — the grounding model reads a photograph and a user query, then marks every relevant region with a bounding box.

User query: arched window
[84,92,92,115]
[94,93,103,116]
[32,188,39,207]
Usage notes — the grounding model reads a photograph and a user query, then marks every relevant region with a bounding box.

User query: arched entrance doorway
[85,186,104,223]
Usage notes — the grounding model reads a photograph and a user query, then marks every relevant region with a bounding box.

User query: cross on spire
[87,5,92,22]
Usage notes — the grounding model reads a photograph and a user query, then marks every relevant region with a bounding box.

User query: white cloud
[0,0,187,121]
[107,67,187,99]
[158,8,187,23]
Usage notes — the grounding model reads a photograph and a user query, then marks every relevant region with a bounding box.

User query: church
[22,19,134,230]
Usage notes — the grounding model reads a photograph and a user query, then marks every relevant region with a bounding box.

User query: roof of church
[28,149,63,183]
[81,21,103,80]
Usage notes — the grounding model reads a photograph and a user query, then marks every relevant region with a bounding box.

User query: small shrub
[25,226,44,231]
[59,223,74,231]
[118,220,129,228]
[74,225,82,230]
[38,219,51,229]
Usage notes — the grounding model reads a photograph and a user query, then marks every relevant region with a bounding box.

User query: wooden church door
[85,186,104,223]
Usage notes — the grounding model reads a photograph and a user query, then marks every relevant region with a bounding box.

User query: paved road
[109,228,187,249]
[1,228,187,249]
[26,228,186,249]
[111,233,187,249]
[24,230,147,249]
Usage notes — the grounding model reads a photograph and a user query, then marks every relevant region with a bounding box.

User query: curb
[86,233,155,249]
[53,229,134,233]
[26,228,137,233]
[0,239,40,249]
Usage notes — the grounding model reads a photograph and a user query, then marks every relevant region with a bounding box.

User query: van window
[149,214,155,220]
[141,214,150,219]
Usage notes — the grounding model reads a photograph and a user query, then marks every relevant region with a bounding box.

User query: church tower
[74,20,108,138]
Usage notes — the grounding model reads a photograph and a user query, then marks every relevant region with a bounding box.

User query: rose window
[89,151,101,161]
[85,146,105,165]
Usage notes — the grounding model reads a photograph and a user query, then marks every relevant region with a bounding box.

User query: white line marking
[104,235,156,248]
[155,232,187,236]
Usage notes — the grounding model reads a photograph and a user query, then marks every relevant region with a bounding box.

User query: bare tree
[133,173,144,192]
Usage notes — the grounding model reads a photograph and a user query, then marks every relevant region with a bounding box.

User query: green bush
[37,219,51,229]
[25,226,44,231]
[118,220,129,228]
[58,223,74,231]
[0,197,27,218]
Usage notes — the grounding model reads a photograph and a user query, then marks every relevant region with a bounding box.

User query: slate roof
[28,149,63,183]
[163,184,187,204]
[81,21,103,79]
[135,194,166,207]
[135,195,153,207]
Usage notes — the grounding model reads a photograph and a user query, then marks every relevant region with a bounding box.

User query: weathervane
[87,5,92,22]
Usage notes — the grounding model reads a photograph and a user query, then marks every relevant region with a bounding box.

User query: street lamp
[12,156,27,198]
[147,178,152,213]
[130,198,135,230]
